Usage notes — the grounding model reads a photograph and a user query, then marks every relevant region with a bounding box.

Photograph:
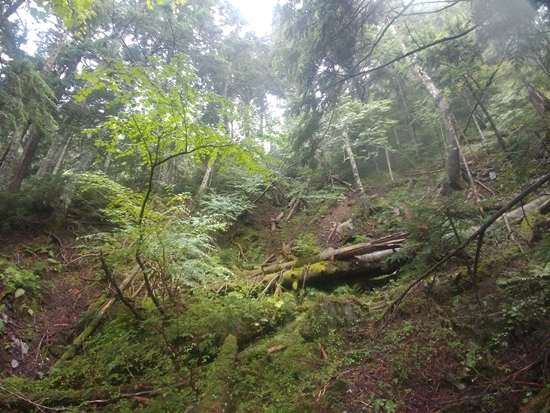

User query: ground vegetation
[1,0,550,411]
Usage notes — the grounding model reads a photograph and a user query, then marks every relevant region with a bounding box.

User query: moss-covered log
[249,232,408,278]
[263,248,402,288]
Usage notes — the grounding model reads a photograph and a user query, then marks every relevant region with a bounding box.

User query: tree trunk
[37,133,72,178]
[415,65,468,190]
[464,77,506,151]
[54,264,140,369]
[343,126,369,212]
[392,26,466,190]
[9,126,44,190]
[473,113,487,144]
[198,161,214,196]
[396,75,419,155]
[385,146,394,182]
[528,84,550,119]
[49,141,97,228]
[0,30,71,191]
[0,122,31,190]
[263,248,402,289]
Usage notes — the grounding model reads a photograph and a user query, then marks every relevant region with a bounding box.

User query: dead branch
[100,252,144,321]
[377,171,550,331]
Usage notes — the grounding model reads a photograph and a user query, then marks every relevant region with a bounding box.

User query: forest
[1,0,550,411]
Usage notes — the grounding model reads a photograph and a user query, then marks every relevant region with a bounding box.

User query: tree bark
[9,126,44,190]
[0,122,31,190]
[37,133,72,178]
[197,161,214,195]
[263,248,402,288]
[49,141,97,228]
[54,264,141,369]
[343,125,369,212]
[385,146,394,182]
[415,66,468,190]
[528,84,550,119]
[0,30,71,190]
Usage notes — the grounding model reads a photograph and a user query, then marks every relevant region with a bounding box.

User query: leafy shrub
[0,259,41,296]
[198,191,254,221]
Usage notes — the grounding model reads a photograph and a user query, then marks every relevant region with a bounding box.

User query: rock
[11,336,29,355]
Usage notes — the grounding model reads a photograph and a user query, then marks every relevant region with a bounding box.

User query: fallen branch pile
[250,232,408,288]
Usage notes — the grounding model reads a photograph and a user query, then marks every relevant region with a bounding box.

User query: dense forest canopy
[1,0,550,411]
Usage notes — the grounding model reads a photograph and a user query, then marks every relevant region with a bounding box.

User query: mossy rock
[300,297,361,342]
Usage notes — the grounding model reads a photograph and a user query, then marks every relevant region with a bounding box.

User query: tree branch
[377,171,550,330]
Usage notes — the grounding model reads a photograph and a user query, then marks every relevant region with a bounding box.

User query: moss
[477,246,520,278]
[300,297,361,341]
[198,334,238,412]
[519,211,540,240]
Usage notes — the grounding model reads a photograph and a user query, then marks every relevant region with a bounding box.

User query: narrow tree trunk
[396,76,419,155]
[9,126,44,190]
[464,78,506,151]
[0,122,31,190]
[342,126,369,213]
[473,113,487,144]
[49,141,97,228]
[54,264,140,369]
[415,66,468,190]
[197,161,214,196]
[0,30,71,190]
[385,146,394,182]
[392,26,466,190]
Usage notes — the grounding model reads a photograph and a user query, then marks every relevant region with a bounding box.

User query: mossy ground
[1,139,550,412]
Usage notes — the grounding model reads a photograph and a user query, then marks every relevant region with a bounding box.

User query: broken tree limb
[248,232,408,278]
[286,197,301,221]
[331,176,356,192]
[53,264,141,370]
[377,171,550,331]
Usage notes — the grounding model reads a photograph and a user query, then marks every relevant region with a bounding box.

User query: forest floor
[1,173,550,412]
[0,233,102,379]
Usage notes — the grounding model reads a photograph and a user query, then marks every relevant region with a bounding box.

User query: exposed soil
[0,234,102,378]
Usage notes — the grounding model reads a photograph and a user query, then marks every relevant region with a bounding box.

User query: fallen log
[248,232,408,278]
[496,195,549,223]
[263,248,403,288]
[378,171,550,330]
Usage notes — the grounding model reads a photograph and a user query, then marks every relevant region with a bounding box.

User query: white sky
[230,0,278,36]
